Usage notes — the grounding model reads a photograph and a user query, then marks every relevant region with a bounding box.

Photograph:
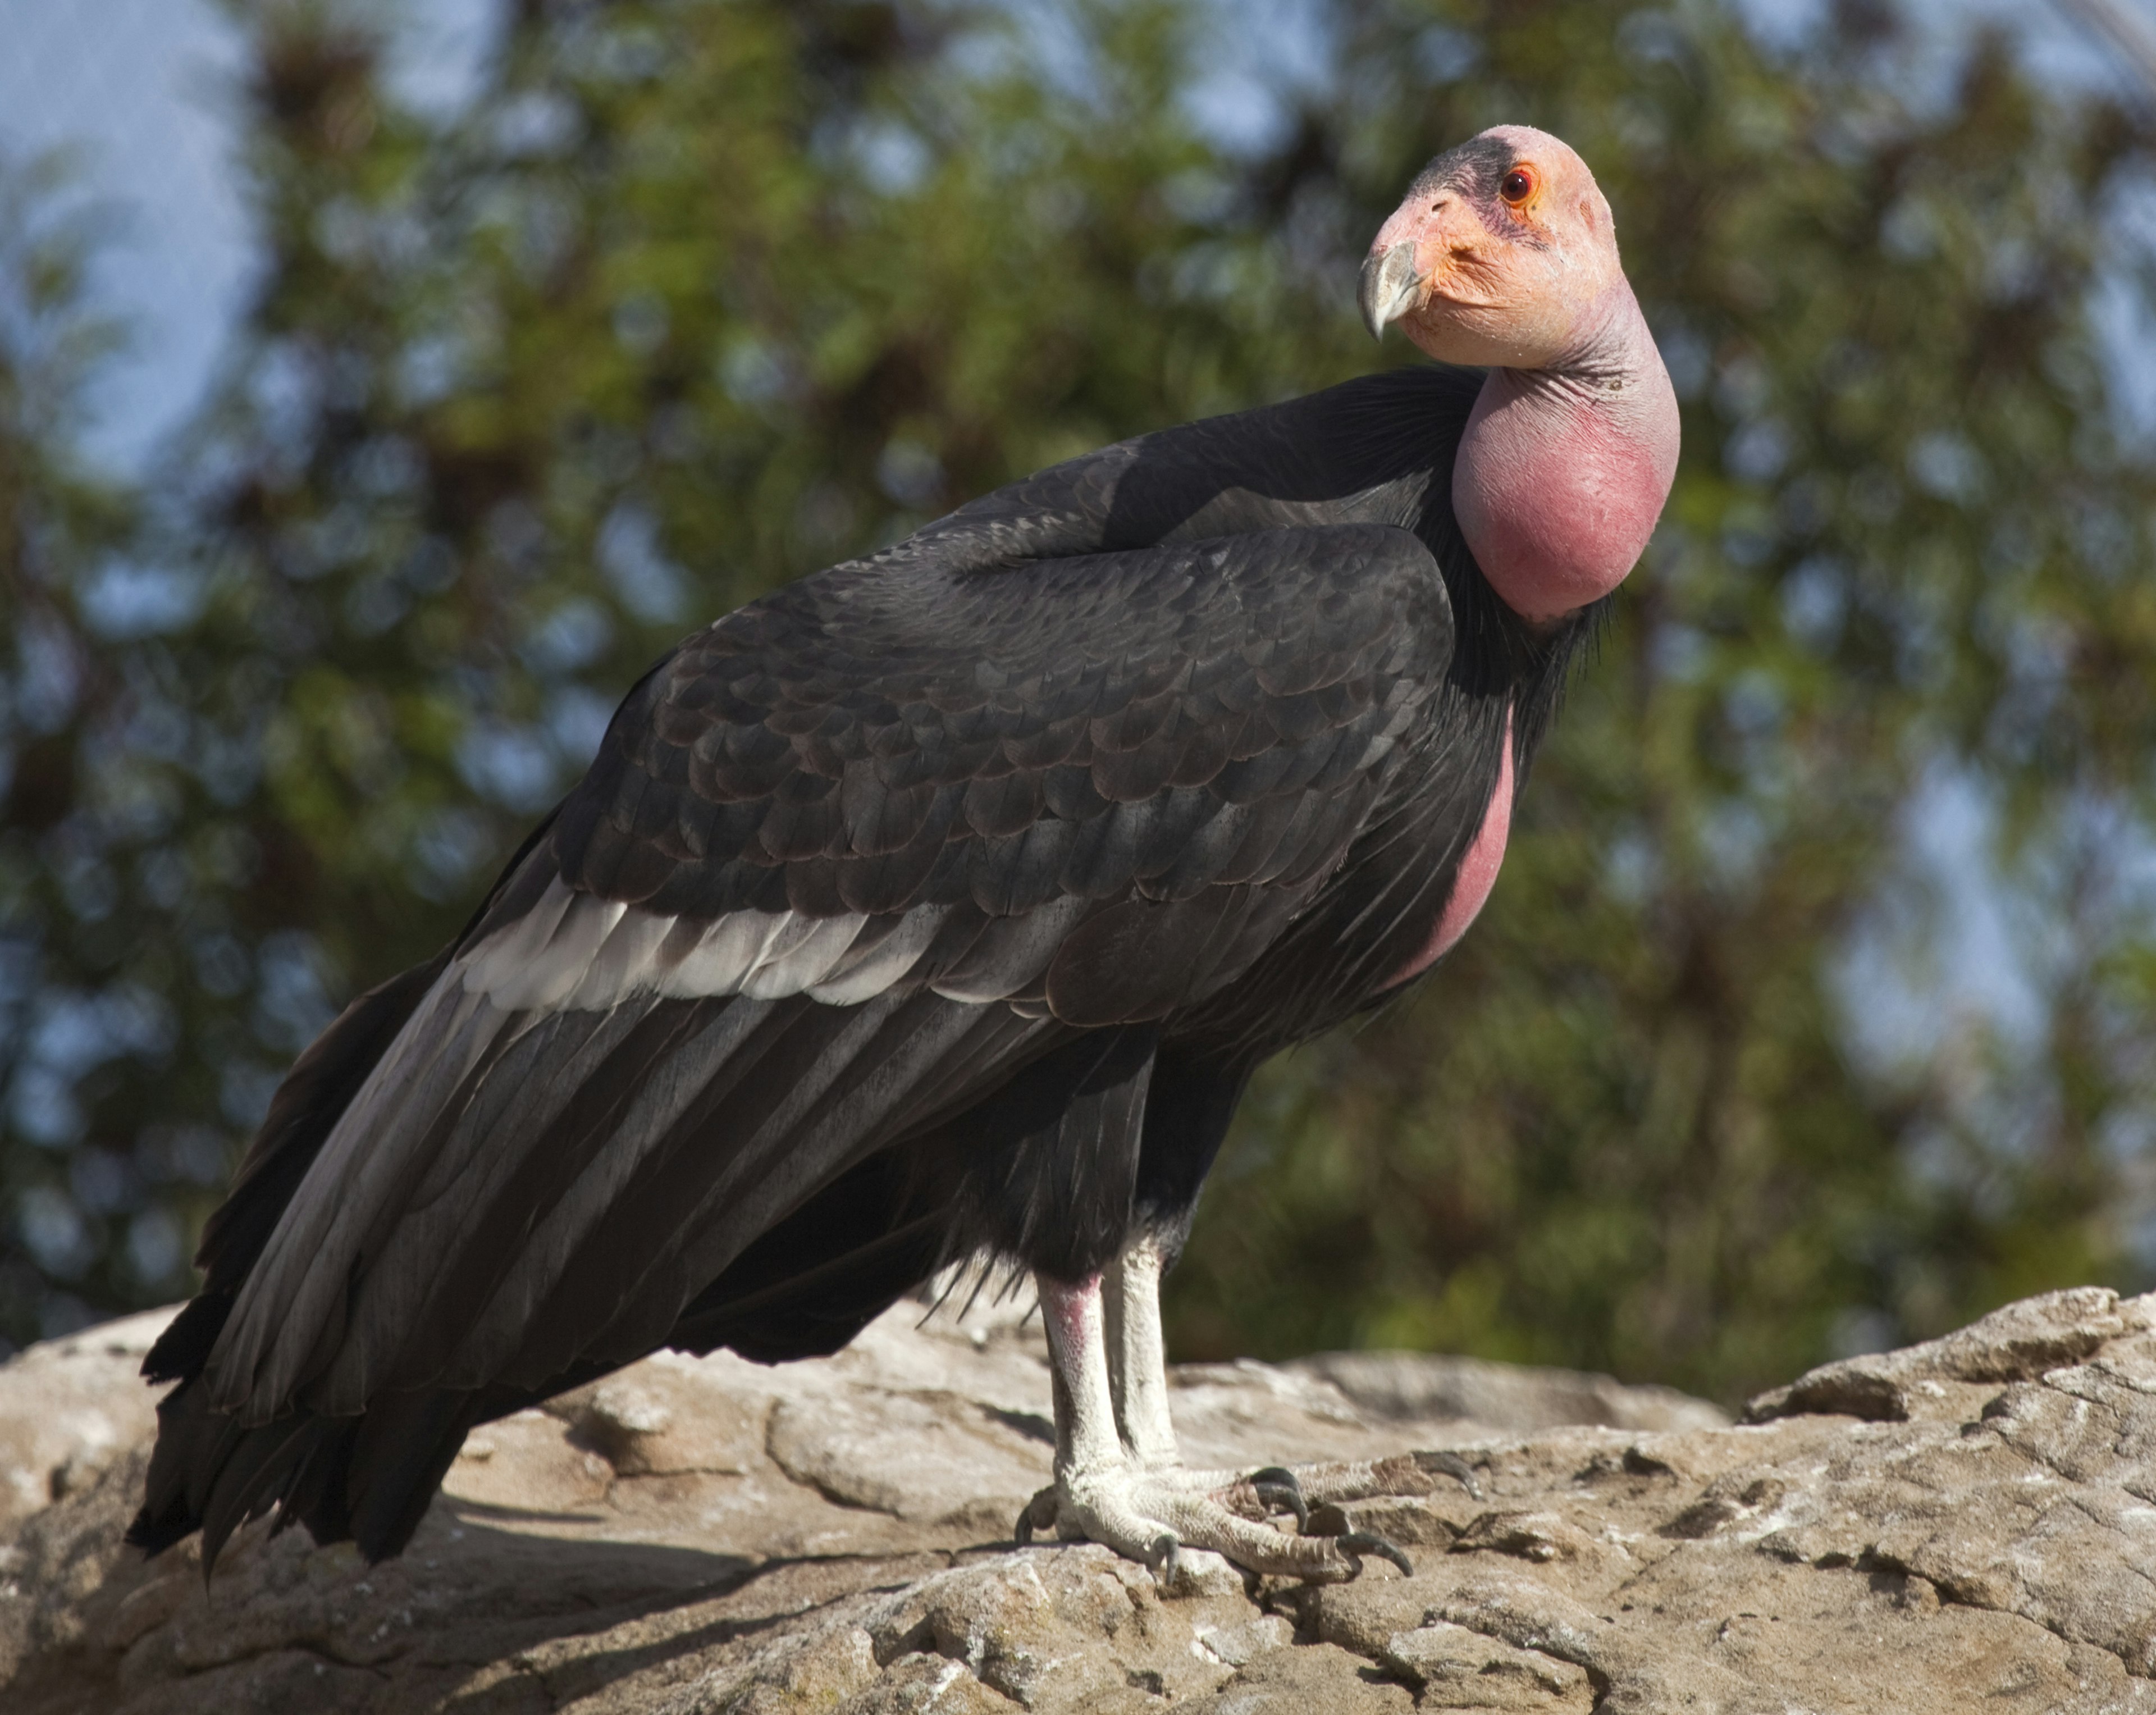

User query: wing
[200,521,1453,1427]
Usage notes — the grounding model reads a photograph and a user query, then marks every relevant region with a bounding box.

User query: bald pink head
[1362,126,1679,624]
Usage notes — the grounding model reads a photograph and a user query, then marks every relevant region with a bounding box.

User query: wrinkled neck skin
[1447,284,1679,626]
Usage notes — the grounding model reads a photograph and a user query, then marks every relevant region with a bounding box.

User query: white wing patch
[454,879,962,1012]
[208,875,1099,1417]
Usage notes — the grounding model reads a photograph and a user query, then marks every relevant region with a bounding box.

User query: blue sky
[0,0,497,471]
[0,0,252,469]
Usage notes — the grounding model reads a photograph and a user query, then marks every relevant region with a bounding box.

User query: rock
[1291,1351,1728,1437]
[1743,1285,2150,1424]
[8,1289,2156,1711]
[1380,1620,1592,1709]
[0,1310,172,1535]
[1180,1639,1413,1712]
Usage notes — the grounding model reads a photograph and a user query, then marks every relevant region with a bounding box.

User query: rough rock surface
[4,1287,2156,1711]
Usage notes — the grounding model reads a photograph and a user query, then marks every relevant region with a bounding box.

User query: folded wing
[184,522,1453,1443]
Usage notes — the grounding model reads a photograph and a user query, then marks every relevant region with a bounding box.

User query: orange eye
[1500,165,1537,207]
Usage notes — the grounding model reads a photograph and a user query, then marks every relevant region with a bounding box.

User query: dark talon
[1149,1530,1182,1581]
[1015,1485,1057,1545]
[1338,1530,1414,1580]
[1248,1466,1309,1531]
[1417,1449,1484,1500]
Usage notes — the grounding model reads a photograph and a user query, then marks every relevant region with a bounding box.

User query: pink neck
[1451,286,1679,624]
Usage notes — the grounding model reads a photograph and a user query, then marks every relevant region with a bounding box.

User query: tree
[0,146,157,1342]
[2,0,2150,1404]
[1173,2,2156,1398]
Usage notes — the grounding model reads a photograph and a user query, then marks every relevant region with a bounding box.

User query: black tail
[126,951,486,1567]
[127,1363,489,1567]
[126,804,1012,1570]
[127,960,943,1567]
[127,1174,942,1567]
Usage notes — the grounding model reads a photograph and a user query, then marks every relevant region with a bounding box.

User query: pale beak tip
[1358,240,1423,343]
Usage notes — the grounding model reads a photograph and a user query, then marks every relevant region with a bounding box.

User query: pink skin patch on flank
[1386,708,1515,987]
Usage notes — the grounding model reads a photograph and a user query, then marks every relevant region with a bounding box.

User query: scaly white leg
[1103,1233,1474,1517]
[1103,1232,1179,1469]
[1042,1270,1127,1494]
[1015,1248,1420,1584]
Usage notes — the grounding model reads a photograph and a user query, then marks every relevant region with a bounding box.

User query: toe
[1414,1449,1484,1499]
[1336,1530,1415,1579]
[1148,1494,1393,1583]
[1013,1484,1059,1544]
[1244,1466,1310,1530]
[1031,1461,1423,1585]
[1264,1451,1484,1506]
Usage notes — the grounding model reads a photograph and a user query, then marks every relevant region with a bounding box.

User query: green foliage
[1171,4,2156,1400]
[2,0,2151,1403]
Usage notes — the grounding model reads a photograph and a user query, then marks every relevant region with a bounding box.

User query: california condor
[130,125,1678,1582]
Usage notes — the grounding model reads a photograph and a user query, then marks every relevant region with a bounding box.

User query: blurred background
[2,0,2154,1406]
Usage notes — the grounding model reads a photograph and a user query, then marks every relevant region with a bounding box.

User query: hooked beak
[1359,240,1423,340]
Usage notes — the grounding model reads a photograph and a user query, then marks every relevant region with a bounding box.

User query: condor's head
[1361,126,1679,624]
[1359,125,1627,368]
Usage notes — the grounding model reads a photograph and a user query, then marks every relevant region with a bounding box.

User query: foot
[1025,1256,1483,1585]
[1012,1457,1423,1584]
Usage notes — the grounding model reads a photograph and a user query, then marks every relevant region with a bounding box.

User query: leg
[1104,1233,1475,1515]
[1101,1231,1179,1468]
[1102,1235,1310,1524]
[1015,1253,1417,1584]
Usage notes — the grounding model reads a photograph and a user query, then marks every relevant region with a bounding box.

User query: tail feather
[197,1412,312,1570]
[127,824,987,1572]
[129,948,467,1570]
[140,1288,232,1388]
[345,1391,482,1556]
[126,1187,948,1569]
[127,1375,487,1569]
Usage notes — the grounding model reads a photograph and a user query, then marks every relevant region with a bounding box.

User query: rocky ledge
[3,1285,2154,1712]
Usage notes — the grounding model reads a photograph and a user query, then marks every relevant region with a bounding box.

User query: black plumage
[129,361,1599,1568]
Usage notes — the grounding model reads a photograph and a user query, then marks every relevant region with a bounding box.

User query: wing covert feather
[550,523,1450,936]
[208,518,1455,1425]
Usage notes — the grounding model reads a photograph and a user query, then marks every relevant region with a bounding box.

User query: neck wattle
[1450,288,1679,626]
